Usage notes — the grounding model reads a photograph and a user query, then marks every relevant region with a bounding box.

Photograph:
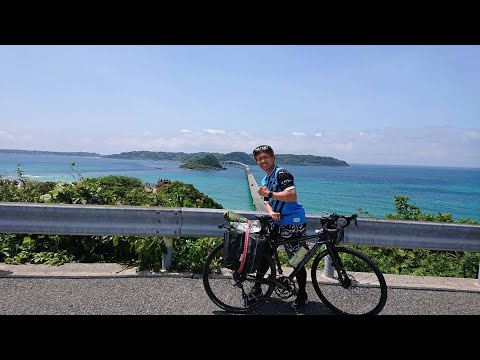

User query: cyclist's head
[253,144,274,161]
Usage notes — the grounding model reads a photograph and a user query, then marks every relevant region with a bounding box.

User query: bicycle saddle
[254,214,272,222]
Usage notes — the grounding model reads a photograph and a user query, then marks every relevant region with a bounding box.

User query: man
[250,144,309,311]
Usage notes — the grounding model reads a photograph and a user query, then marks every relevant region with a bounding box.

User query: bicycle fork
[325,243,352,288]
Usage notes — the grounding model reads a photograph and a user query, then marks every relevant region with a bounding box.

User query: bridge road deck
[221,161,266,212]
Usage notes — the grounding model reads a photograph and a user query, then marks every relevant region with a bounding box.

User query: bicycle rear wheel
[311,247,387,315]
[202,242,277,314]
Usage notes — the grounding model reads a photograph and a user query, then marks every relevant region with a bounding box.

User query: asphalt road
[1,276,479,315]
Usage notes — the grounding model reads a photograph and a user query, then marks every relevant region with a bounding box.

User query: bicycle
[202,212,388,315]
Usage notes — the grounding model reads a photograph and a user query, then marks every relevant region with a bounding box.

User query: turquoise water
[1,153,479,222]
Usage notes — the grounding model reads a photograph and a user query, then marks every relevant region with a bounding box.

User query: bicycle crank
[275,276,296,299]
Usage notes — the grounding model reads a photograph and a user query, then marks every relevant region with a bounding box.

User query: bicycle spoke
[203,242,276,313]
[311,247,387,315]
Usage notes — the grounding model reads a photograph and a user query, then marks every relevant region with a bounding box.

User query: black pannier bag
[223,225,267,274]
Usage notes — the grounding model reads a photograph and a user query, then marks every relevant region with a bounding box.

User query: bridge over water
[220,161,266,212]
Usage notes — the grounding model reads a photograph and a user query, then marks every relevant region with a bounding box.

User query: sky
[0,45,479,168]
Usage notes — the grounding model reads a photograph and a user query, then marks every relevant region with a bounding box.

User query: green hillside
[105,151,349,166]
[0,149,101,157]
[1,148,349,166]
[180,154,226,170]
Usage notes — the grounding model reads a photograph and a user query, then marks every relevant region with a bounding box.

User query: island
[0,149,101,157]
[105,151,349,166]
[179,154,227,170]
[0,149,349,167]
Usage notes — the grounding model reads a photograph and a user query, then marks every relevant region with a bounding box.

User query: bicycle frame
[271,234,328,278]
[204,212,388,315]
[248,231,332,294]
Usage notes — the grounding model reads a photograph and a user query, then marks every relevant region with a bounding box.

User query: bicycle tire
[311,247,387,315]
[202,242,277,314]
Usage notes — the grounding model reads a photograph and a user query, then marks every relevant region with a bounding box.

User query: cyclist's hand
[269,211,281,221]
[258,186,269,197]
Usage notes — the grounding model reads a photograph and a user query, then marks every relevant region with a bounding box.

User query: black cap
[253,144,274,157]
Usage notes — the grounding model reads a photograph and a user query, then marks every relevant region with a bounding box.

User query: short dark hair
[253,144,274,159]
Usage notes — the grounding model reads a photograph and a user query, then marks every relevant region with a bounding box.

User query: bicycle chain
[274,276,296,299]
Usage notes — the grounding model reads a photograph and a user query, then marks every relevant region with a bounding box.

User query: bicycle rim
[202,242,276,314]
[311,247,387,315]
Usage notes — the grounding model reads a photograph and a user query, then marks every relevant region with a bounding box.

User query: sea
[1,153,479,223]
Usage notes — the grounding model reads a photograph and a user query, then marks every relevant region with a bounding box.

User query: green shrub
[172,237,222,273]
[354,195,480,278]
[0,170,222,270]
[0,170,478,278]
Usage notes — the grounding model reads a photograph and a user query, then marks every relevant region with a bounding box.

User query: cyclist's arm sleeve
[276,169,295,191]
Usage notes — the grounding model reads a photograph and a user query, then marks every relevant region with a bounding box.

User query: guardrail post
[478,261,480,286]
[323,255,334,278]
[162,237,173,270]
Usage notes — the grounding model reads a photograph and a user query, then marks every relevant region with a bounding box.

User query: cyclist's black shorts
[269,222,307,257]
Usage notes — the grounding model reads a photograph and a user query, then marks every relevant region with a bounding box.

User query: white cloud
[0,129,32,144]
[0,130,15,140]
[314,132,323,137]
[3,126,479,168]
[237,130,250,136]
[202,129,226,135]
[462,130,480,141]
[292,132,306,136]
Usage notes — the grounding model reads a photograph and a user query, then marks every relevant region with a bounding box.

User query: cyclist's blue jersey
[260,165,306,226]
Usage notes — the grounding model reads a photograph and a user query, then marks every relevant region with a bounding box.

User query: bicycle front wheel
[202,242,277,314]
[311,247,387,315]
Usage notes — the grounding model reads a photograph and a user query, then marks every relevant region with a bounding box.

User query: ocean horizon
[1,153,479,223]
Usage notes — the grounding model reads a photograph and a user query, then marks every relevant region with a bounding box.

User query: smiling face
[255,151,276,174]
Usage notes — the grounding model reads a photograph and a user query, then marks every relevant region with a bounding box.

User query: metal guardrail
[2,202,480,248]
[1,202,480,281]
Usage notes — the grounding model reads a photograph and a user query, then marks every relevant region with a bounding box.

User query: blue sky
[0,45,479,167]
